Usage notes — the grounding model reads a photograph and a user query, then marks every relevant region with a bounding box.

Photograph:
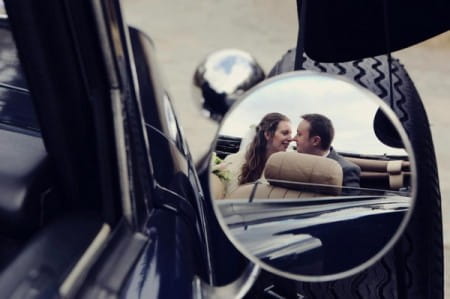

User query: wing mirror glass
[209,71,416,281]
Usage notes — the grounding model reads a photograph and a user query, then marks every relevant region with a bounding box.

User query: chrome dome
[193,49,265,121]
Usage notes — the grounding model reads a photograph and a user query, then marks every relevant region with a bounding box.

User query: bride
[218,112,292,196]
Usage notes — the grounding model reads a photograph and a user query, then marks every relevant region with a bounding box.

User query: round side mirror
[209,71,416,281]
[193,49,265,122]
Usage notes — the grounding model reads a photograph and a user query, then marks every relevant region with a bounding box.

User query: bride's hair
[239,112,289,185]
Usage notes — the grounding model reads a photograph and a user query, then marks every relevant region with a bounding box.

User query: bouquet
[211,152,231,182]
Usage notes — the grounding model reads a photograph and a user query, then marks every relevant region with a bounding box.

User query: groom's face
[294,120,316,154]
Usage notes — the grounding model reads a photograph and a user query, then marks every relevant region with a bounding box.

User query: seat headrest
[264,152,343,186]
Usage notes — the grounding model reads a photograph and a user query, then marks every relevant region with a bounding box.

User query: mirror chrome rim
[210,70,417,282]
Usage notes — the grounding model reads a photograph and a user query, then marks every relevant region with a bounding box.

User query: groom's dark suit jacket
[327,148,361,188]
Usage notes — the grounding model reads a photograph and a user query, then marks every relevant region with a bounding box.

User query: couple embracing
[221,112,360,196]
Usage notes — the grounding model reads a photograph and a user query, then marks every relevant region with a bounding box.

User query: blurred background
[122,0,450,296]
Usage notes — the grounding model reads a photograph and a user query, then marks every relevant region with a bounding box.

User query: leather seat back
[227,152,343,199]
[346,157,410,190]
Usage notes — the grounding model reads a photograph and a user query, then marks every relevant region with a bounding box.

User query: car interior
[0,127,50,269]
[0,122,107,296]
[212,152,343,200]
[0,18,64,274]
[0,7,112,296]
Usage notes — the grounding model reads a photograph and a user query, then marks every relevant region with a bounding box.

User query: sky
[219,71,408,156]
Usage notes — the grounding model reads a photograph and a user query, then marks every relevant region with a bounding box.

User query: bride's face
[266,120,292,153]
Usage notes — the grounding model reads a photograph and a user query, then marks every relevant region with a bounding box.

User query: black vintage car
[0,1,225,297]
[0,0,447,298]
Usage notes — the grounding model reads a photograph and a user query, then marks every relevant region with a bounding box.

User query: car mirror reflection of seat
[226,152,343,200]
[345,156,410,190]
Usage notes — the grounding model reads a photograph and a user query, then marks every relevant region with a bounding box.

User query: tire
[247,50,444,299]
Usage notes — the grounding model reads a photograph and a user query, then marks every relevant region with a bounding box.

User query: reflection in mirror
[210,71,415,280]
[192,49,265,122]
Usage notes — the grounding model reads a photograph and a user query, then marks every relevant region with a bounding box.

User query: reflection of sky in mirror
[220,73,406,155]
[204,49,253,94]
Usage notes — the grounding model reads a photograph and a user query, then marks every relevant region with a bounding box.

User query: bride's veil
[239,124,256,153]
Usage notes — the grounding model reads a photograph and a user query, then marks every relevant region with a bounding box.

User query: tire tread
[257,50,444,299]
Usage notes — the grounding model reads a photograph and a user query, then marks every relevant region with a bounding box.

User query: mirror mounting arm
[295,0,308,70]
[192,263,260,299]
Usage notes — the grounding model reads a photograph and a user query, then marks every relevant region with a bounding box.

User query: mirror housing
[209,71,416,281]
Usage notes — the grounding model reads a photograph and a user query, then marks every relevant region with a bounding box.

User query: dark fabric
[299,0,450,62]
[327,148,361,188]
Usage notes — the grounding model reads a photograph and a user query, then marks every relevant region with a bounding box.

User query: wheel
[246,50,444,299]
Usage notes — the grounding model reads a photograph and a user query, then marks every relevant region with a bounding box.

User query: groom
[293,113,361,188]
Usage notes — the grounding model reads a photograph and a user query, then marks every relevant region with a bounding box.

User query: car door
[2,0,214,297]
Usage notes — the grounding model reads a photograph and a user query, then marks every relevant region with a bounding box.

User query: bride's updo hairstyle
[239,112,290,185]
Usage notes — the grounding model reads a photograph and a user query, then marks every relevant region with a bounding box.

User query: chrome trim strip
[111,88,133,222]
[59,224,111,298]
[91,0,119,88]
[115,4,157,194]
[0,83,29,93]
[91,0,133,224]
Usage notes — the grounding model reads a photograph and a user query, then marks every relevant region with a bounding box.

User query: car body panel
[1,0,220,297]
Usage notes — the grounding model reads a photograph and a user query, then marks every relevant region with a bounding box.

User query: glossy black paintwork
[219,195,408,275]
[122,208,197,298]
[124,26,218,290]
[128,25,251,289]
